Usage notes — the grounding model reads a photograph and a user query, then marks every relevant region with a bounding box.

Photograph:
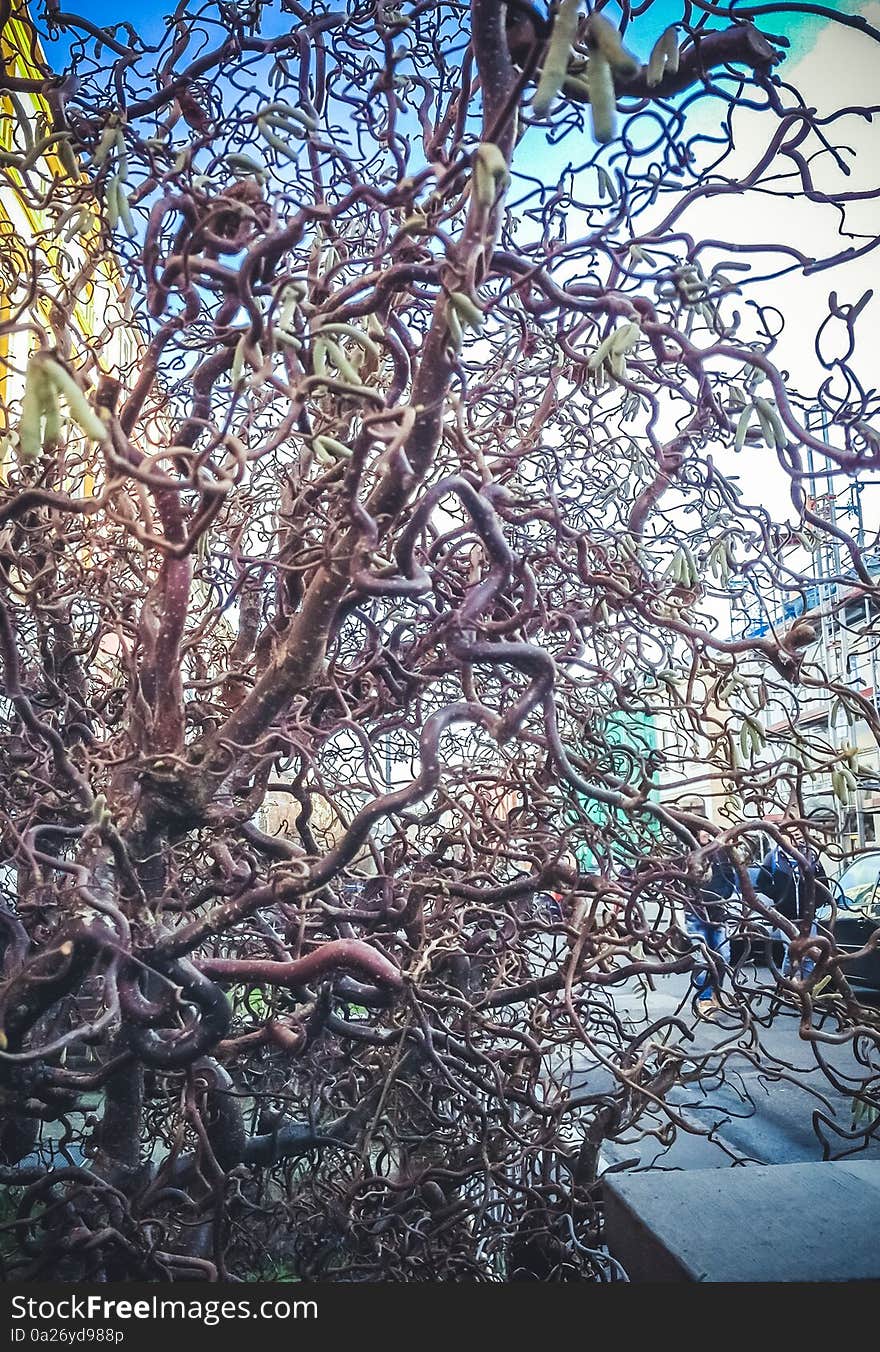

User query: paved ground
[564,966,880,1171]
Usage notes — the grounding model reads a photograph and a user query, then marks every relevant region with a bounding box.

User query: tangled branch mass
[0,0,879,1281]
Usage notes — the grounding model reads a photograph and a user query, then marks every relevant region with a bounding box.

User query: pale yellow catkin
[321,338,361,386]
[42,359,109,442]
[42,379,62,445]
[661,26,680,74]
[449,292,485,329]
[18,361,47,461]
[316,322,382,361]
[587,50,617,143]
[532,0,583,117]
[472,142,509,208]
[587,12,639,77]
[647,26,679,86]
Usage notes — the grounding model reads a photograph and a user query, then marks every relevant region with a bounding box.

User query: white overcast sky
[681,2,880,533]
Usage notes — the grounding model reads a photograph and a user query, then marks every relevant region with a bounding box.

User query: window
[837,853,880,912]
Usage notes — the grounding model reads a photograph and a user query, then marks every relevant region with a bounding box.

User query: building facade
[1,6,137,469]
[727,474,880,853]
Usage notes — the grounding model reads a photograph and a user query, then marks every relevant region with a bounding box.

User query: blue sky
[42,1,869,67]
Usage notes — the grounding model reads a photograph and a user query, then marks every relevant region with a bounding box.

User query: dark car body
[824,851,880,997]
[726,859,880,996]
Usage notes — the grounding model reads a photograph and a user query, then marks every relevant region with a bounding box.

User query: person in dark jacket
[755,834,830,979]
[685,830,739,1016]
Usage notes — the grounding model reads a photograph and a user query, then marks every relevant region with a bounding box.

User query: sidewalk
[603,1159,880,1281]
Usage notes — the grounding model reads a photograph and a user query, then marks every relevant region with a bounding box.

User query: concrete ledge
[603,1160,880,1282]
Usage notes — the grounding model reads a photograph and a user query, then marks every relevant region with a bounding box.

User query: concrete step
[603,1159,880,1282]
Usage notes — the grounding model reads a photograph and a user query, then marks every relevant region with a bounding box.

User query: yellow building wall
[1,9,136,473]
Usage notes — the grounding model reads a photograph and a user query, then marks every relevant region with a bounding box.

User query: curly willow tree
[1,0,879,1281]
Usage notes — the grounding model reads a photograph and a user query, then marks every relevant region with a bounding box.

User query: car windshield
[837,854,880,914]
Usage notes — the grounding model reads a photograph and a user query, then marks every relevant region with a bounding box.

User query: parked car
[822,851,880,998]
[727,853,880,997]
